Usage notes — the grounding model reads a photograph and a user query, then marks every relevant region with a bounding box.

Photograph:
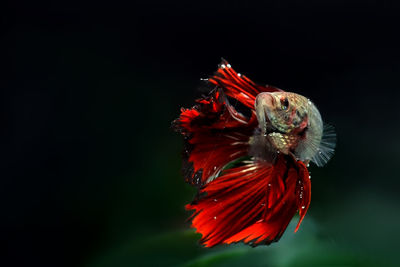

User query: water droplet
[309,175,311,179]
[213,216,217,220]
[227,64,231,68]
[261,203,265,206]
[213,199,218,202]
[268,183,271,187]
[301,205,305,209]
[213,166,217,170]
[306,163,310,167]
[238,73,241,76]
[221,64,226,69]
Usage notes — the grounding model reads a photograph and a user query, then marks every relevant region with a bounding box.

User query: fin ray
[311,123,336,167]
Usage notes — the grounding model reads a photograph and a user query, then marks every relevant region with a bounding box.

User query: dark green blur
[2,1,400,267]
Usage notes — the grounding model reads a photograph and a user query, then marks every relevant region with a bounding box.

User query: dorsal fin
[208,59,282,108]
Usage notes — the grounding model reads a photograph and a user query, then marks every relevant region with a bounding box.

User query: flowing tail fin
[186,154,311,247]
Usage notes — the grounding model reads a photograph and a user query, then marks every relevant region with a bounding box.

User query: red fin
[294,160,311,232]
[173,60,282,186]
[186,154,311,247]
[173,86,258,186]
[175,60,312,247]
[208,59,282,108]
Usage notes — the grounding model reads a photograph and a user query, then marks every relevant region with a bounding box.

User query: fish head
[255,92,323,156]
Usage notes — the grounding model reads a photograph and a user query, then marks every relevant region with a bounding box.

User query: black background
[2,1,400,266]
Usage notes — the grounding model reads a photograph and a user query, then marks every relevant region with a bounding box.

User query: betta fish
[172,60,336,247]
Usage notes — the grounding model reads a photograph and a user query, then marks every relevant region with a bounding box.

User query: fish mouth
[262,110,287,135]
[255,93,286,136]
[265,123,286,135]
[261,93,276,109]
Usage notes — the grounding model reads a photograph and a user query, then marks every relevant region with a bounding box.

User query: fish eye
[280,97,289,110]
